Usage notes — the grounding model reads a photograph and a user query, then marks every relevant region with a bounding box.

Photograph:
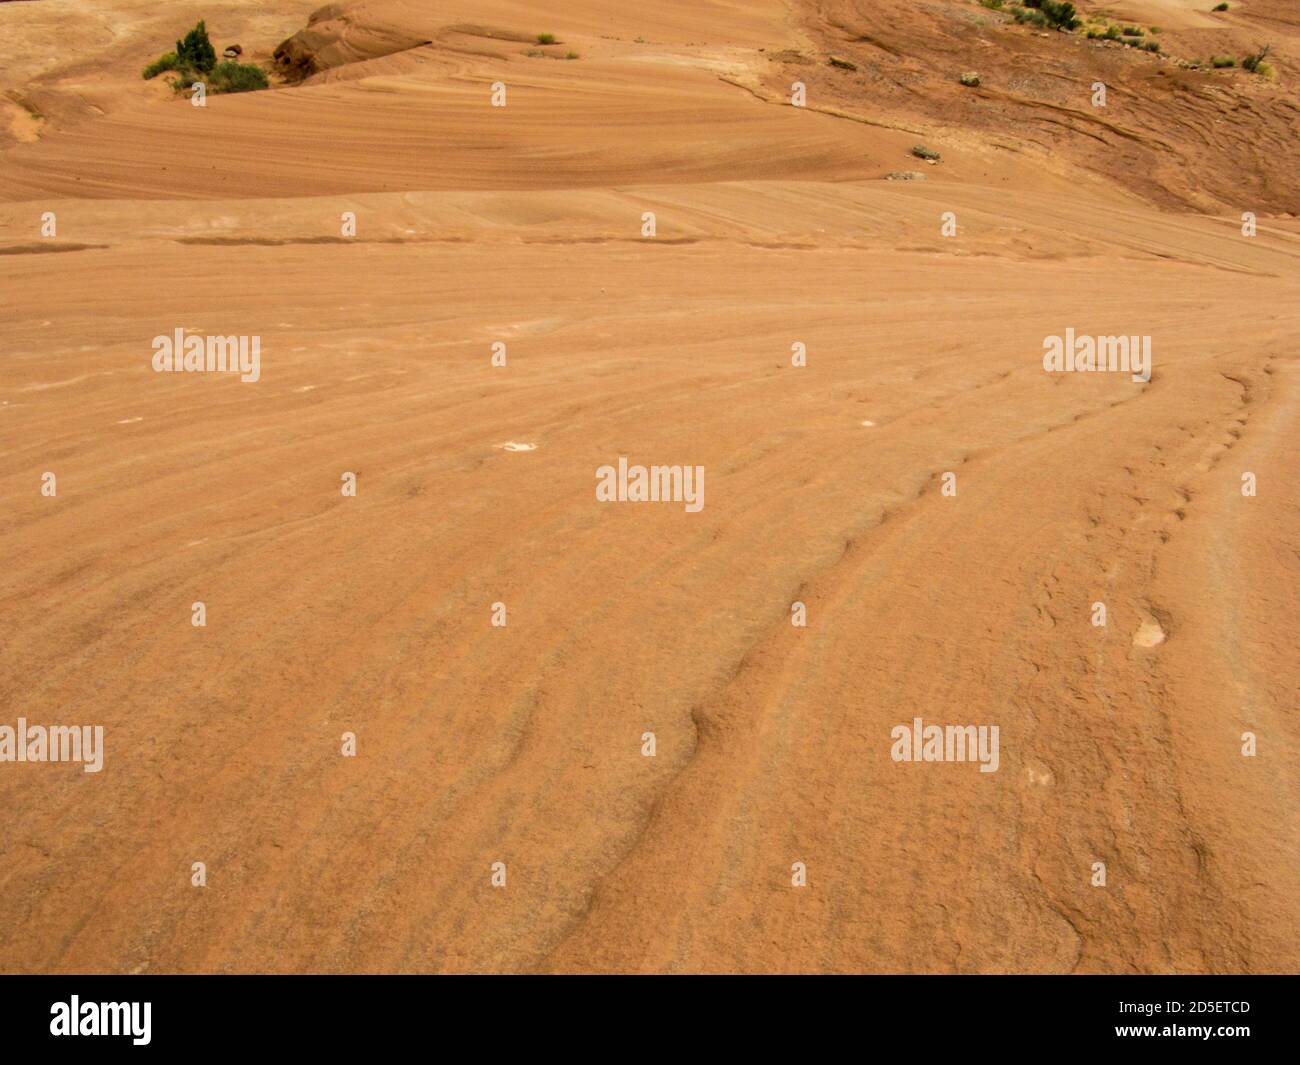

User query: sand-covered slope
[0,0,1296,973]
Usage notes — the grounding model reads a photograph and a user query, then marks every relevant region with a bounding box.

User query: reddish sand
[0,0,1296,973]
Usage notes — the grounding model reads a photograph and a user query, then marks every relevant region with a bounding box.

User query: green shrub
[208,61,269,93]
[1012,0,1079,31]
[1041,1,1080,30]
[142,52,179,79]
[1211,54,1236,67]
[176,20,217,73]
[564,51,579,60]
[1121,26,1144,36]
[1213,3,1229,11]
[1242,45,1271,72]
[146,22,268,95]
[536,33,556,45]
[1116,31,1156,51]
[1011,6,1049,28]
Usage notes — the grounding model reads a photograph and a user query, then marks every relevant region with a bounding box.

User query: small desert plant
[1121,26,1144,37]
[1241,44,1271,72]
[146,22,269,95]
[176,20,217,73]
[142,52,179,79]
[208,61,269,93]
[536,33,556,45]
[1211,54,1236,68]
[1213,3,1229,11]
[1243,47,1277,79]
[564,51,579,60]
[1018,0,1081,28]
[1041,1,1081,30]
[1114,31,1155,51]
[1010,0,1080,31]
[1011,6,1049,28]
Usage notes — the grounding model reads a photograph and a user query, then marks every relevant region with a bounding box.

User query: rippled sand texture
[1,0,1297,972]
